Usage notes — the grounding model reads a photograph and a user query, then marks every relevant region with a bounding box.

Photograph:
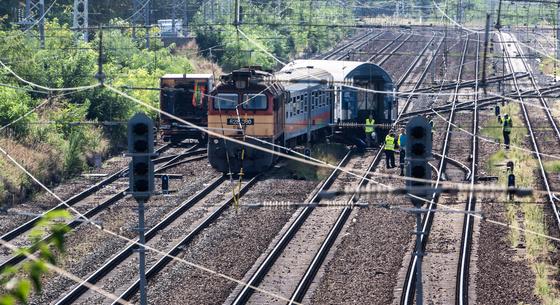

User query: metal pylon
[171,0,189,37]
[132,0,151,48]
[73,0,88,41]
[19,0,45,47]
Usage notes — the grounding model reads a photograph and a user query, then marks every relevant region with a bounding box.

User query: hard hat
[504,113,509,118]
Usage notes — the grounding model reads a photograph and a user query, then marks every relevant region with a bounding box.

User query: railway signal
[128,112,155,201]
[405,116,432,207]
[127,112,154,305]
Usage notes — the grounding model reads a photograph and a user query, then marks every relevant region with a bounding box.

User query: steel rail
[0,147,205,272]
[55,173,233,304]
[409,72,528,94]
[500,32,560,231]
[336,31,387,61]
[400,34,470,305]
[322,31,375,60]
[287,34,442,304]
[376,33,414,66]
[396,36,445,118]
[456,32,480,305]
[0,143,175,243]
[288,144,382,304]
[367,32,405,62]
[230,151,353,305]
[396,33,437,89]
[432,152,471,180]
[110,174,261,304]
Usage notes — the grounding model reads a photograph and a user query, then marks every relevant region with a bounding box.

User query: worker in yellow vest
[498,113,512,149]
[384,132,397,169]
[365,114,375,148]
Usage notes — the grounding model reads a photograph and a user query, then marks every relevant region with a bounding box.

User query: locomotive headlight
[213,139,219,144]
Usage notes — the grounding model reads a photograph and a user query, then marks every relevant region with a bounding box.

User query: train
[207,60,397,174]
[159,74,213,143]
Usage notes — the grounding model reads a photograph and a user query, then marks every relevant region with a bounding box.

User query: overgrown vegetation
[193,0,356,71]
[285,143,347,180]
[482,103,560,304]
[0,19,203,206]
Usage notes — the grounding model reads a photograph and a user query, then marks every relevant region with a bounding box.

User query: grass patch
[482,102,560,303]
[544,161,560,173]
[285,143,348,180]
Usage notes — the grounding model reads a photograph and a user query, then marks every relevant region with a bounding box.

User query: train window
[242,94,268,110]
[214,93,238,110]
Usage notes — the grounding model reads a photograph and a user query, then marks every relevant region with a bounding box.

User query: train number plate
[227,118,254,125]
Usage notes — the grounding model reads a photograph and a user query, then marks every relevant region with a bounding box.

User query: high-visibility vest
[385,135,395,151]
[365,118,375,133]
[503,117,512,133]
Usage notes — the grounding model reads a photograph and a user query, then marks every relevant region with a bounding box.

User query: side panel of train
[207,78,332,174]
[159,74,213,143]
[284,86,333,145]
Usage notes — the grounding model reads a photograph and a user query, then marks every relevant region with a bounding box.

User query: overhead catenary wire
[103,84,560,201]
[0,238,133,305]
[1,62,560,305]
[0,122,305,305]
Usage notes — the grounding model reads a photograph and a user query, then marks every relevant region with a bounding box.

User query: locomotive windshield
[214,93,238,110]
[242,94,267,110]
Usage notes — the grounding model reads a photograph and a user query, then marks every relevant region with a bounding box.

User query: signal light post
[127,113,155,305]
[405,116,432,305]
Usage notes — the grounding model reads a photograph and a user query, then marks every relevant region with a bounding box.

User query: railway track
[367,31,406,62]
[399,32,474,305]
[224,29,443,305]
[456,32,480,305]
[499,32,560,230]
[55,174,257,304]
[228,151,374,305]
[322,30,379,61]
[376,33,413,66]
[0,143,206,273]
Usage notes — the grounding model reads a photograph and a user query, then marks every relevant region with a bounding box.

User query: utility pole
[495,0,502,29]
[456,0,463,25]
[481,13,491,94]
[132,0,151,48]
[557,3,560,82]
[306,66,313,146]
[73,0,88,42]
[19,0,45,48]
[95,26,106,85]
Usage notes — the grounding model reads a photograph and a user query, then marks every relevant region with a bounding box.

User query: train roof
[273,66,333,92]
[161,73,213,80]
[281,60,393,86]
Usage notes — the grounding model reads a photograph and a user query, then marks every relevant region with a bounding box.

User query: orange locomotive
[207,67,333,174]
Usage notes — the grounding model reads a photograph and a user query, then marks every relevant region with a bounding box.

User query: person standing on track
[398,128,407,176]
[498,113,512,149]
[384,132,397,169]
[365,114,375,148]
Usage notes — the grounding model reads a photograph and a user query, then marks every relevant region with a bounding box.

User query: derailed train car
[207,60,396,174]
[207,67,333,174]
